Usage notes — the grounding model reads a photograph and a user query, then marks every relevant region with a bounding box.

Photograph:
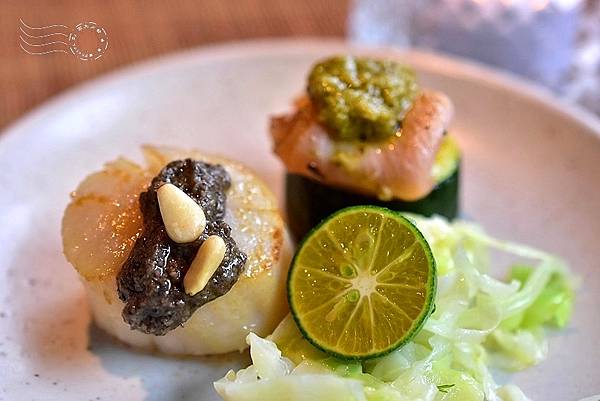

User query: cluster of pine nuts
[157,183,226,296]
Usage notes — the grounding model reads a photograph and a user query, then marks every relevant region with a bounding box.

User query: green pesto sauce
[307,55,418,142]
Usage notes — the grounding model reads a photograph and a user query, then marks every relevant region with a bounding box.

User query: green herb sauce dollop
[307,56,418,142]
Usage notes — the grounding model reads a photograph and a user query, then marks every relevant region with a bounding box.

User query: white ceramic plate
[0,39,599,401]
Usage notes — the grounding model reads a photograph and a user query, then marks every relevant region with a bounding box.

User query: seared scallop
[62,145,292,356]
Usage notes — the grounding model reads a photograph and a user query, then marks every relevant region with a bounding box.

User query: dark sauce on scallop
[117,159,247,335]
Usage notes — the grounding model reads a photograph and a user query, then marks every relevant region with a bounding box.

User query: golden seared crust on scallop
[62,146,292,355]
[62,158,151,281]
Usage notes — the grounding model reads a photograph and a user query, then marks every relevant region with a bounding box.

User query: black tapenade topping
[117,159,247,335]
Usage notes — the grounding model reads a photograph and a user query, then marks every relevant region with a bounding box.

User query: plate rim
[1,37,599,149]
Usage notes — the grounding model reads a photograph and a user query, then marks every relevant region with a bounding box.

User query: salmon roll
[270,56,460,241]
[62,145,292,356]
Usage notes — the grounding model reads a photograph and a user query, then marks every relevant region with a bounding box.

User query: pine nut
[157,183,206,243]
[184,235,227,296]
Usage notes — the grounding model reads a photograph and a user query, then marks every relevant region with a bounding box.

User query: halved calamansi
[287,206,436,360]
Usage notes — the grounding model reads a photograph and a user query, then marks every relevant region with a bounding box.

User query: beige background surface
[0,0,349,129]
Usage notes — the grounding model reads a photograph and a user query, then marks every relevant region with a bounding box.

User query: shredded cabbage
[215,215,575,401]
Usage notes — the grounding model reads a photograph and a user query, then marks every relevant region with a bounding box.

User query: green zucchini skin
[285,165,460,242]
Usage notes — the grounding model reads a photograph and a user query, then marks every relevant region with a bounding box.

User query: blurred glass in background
[350,0,600,115]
